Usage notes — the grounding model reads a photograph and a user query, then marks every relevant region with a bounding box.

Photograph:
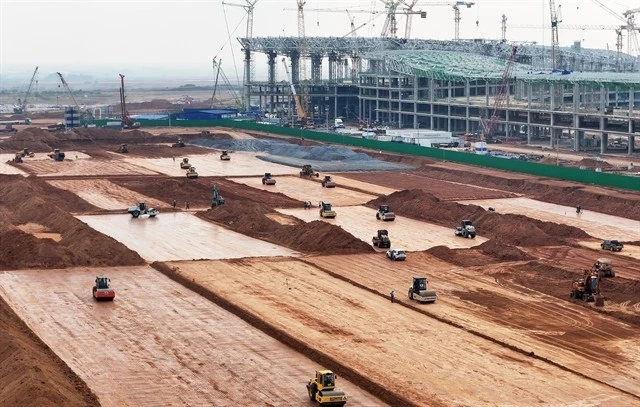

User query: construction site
[2,1,640,407]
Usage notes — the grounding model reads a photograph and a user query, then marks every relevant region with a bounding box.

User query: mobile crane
[14,66,39,114]
[281,57,313,128]
[56,72,94,126]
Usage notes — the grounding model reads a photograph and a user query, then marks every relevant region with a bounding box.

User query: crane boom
[281,58,306,122]
[56,72,81,109]
[486,46,518,140]
[15,66,39,114]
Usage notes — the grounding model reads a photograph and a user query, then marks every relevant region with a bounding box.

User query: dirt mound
[0,127,88,152]
[0,177,144,270]
[0,296,100,407]
[536,187,640,221]
[426,240,533,266]
[569,158,613,169]
[477,239,535,261]
[368,189,590,246]
[200,200,372,255]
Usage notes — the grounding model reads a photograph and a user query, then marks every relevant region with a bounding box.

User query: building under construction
[240,36,640,154]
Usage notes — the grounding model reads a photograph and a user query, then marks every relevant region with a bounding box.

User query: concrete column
[601,133,608,154]
[311,55,322,82]
[328,53,337,82]
[243,48,251,111]
[630,88,634,118]
[290,52,300,84]
[267,51,277,114]
[629,136,635,155]
[485,82,490,106]
[527,111,531,144]
[429,79,434,129]
[527,82,532,108]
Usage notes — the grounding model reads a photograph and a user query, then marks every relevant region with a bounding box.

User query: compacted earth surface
[1,126,639,406]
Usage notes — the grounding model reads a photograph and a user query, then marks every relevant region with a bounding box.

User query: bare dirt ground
[577,240,640,261]
[19,157,159,177]
[169,258,640,406]
[0,267,385,407]
[277,205,488,251]
[76,212,299,261]
[47,179,165,210]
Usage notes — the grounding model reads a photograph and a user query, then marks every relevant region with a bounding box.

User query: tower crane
[480,46,518,142]
[549,0,562,69]
[297,0,308,81]
[347,10,357,37]
[281,58,311,127]
[623,8,640,56]
[14,66,39,114]
[420,1,474,40]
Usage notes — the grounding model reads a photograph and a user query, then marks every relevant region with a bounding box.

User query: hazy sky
[1,0,639,83]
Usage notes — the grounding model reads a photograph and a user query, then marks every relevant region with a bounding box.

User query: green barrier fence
[102,119,640,192]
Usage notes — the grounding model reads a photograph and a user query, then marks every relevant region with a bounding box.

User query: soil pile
[476,239,535,262]
[569,158,613,169]
[0,127,90,152]
[427,239,533,266]
[368,189,590,246]
[0,177,144,270]
[536,187,640,221]
[0,296,100,407]
[200,200,372,255]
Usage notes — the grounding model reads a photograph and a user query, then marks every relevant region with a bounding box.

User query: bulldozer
[319,201,337,218]
[220,150,231,160]
[408,276,437,303]
[321,175,336,188]
[13,152,23,163]
[212,184,225,207]
[570,269,604,306]
[117,143,129,153]
[180,157,191,169]
[376,204,396,221]
[262,172,276,185]
[300,164,319,178]
[593,258,615,278]
[92,276,115,301]
[172,138,185,147]
[127,202,159,218]
[306,370,347,406]
[186,166,199,179]
[47,148,65,161]
[372,229,391,248]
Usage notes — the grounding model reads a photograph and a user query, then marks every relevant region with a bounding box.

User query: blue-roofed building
[171,108,239,121]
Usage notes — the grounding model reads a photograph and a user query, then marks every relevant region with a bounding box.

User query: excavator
[570,269,604,306]
[300,164,319,178]
[212,184,225,207]
[92,276,115,301]
[306,370,347,406]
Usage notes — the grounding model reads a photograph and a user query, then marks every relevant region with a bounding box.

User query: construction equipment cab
[319,201,337,218]
[127,201,159,218]
[454,220,476,238]
[211,185,225,207]
[372,229,391,248]
[570,270,603,305]
[186,166,198,179]
[300,164,319,178]
[307,370,347,406]
[408,276,437,303]
[262,172,276,185]
[321,175,336,188]
[180,158,191,169]
[376,204,396,221]
[593,258,615,278]
[93,275,115,301]
[48,149,65,161]
[220,150,230,160]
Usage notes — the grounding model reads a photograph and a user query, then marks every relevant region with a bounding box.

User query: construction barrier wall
[100,119,640,192]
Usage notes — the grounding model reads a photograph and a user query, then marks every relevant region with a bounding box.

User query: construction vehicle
[220,150,231,160]
[372,229,391,248]
[92,275,115,301]
[306,370,347,406]
[319,201,337,218]
[117,144,129,153]
[300,164,319,178]
[172,138,186,147]
[14,66,39,114]
[47,149,65,161]
[212,184,225,207]
[386,249,406,261]
[13,153,23,163]
[186,166,199,179]
[601,240,623,252]
[593,258,615,278]
[376,204,396,221]
[20,148,34,158]
[570,270,604,305]
[282,57,315,128]
[0,124,17,133]
[56,72,94,127]
[454,220,476,238]
[119,74,140,129]
[321,175,336,188]
[262,172,276,185]
[408,276,437,303]
[127,202,159,218]
[180,158,191,169]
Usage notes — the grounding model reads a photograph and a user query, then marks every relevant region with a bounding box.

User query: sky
[1,0,639,86]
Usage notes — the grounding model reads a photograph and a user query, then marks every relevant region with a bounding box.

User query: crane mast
[549,0,561,69]
[15,66,39,114]
[281,58,307,125]
[119,74,139,129]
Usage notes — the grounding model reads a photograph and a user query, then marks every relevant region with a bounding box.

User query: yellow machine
[307,370,347,406]
[319,201,337,218]
[13,152,23,163]
[220,150,231,160]
[117,143,129,153]
[47,148,65,161]
[180,158,191,169]
[186,166,199,179]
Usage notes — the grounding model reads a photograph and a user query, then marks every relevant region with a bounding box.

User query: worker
[576,205,582,214]
[185,201,190,210]
[172,199,176,209]
[390,290,395,303]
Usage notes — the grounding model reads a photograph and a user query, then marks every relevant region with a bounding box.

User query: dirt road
[47,179,165,210]
[0,267,386,407]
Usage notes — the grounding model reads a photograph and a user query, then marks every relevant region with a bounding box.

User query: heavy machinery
[92,276,115,301]
[0,124,17,133]
[127,202,159,218]
[13,153,23,163]
[262,172,276,185]
[321,175,336,188]
[56,72,94,127]
[172,138,186,147]
[372,229,391,248]
[570,270,603,305]
[220,150,231,160]
[300,164,319,178]
[319,201,337,218]
[306,370,347,406]
[14,66,39,114]
[386,249,406,261]
[119,74,140,129]
[593,258,615,278]
[281,57,315,128]
[601,240,623,252]
[376,204,396,221]
[180,158,191,169]
[117,144,129,153]
[186,166,199,179]
[408,276,437,303]
[47,149,65,161]
[454,220,476,238]
[212,184,225,207]
[20,148,34,158]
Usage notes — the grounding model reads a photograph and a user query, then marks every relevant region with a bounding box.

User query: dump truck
[117,143,129,153]
[454,220,476,238]
[300,164,319,178]
[47,149,65,161]
[319,201,337,218]
[321,175,336,188]
[570,270,603,305]
[212,184,225,207]
[92,276,115,301]
[306,370,347,406]
[376,204,396,221]
[262,172,276,185]
[372,229,391,248]
[127,202,159,218]
[172,138,185,147]
[220,150,230,160]
[593,258,615,278]
[408,276,437,303]
[180,158,191,169]
[186,166,199,179]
